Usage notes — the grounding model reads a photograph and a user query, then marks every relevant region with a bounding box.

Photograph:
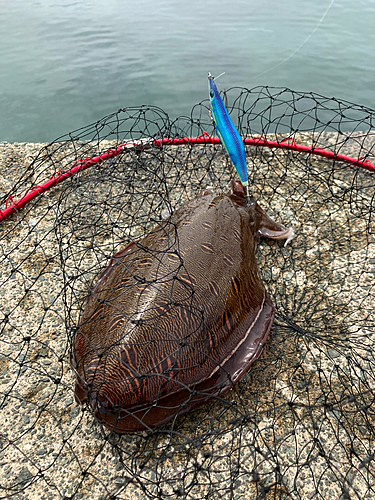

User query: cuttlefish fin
[255,203,295,247]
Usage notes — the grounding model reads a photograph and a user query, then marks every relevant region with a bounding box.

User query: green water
[1,0,374,142]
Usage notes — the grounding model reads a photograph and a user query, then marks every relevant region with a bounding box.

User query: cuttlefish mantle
[72,179,294,432]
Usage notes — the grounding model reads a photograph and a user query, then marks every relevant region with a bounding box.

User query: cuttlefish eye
[210,90,214,98]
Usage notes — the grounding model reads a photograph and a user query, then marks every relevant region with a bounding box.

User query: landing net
[0,86,375,500]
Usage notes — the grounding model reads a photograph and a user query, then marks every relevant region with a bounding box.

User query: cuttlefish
[72,179,294,432]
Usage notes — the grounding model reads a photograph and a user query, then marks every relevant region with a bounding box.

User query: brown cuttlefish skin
[72,179,294,433]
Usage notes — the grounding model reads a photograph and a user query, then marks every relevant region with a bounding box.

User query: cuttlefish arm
[231,179,295,247]
[256,205,295,246]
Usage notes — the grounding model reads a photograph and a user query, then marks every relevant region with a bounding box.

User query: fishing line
[252,0,335,80]
[206,1,335,127]
[213,72,225,81]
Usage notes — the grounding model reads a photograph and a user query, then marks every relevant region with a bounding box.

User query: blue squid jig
[208,73,249,197]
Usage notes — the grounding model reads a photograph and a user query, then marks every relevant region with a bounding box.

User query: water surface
[1,0,374,142]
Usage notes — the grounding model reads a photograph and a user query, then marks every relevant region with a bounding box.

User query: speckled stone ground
[0,132,374,500]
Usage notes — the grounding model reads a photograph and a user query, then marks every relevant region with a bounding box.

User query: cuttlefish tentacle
[255,204,295,246]
[72,178,294,432]
[231,180,295,246]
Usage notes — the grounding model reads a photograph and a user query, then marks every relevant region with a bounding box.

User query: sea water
[1,0,374,142]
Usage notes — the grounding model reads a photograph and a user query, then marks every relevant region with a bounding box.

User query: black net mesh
[0,86,375,500]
